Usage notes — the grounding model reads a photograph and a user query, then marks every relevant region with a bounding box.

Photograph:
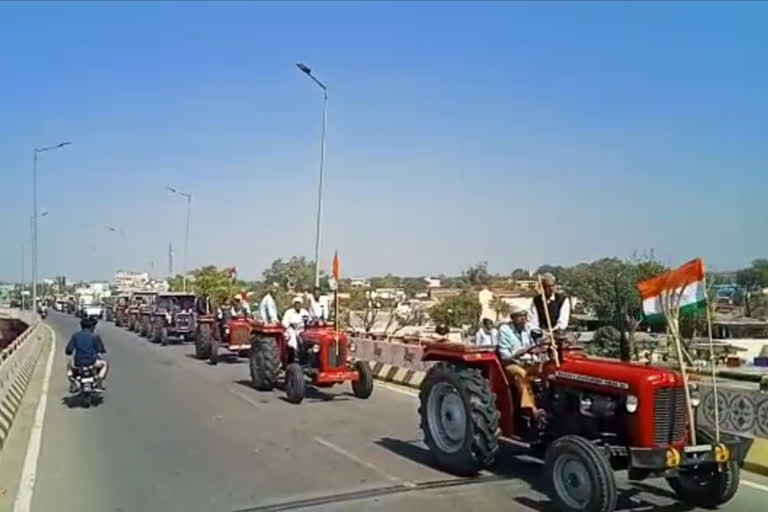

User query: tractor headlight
[690,384,701,407]
[348,341,357,353]
[625,394,639,414]
[312,344,321,353]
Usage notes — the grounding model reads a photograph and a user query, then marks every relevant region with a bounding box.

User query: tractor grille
[176,314,190,329]
[654,387,688,445]
[231,325,250,346]
[326,344,345,369]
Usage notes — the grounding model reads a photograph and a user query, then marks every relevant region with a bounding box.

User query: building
[112,271,150,292]
[372,288,406,302]
[350,278,371,289]
[424,277,441,288]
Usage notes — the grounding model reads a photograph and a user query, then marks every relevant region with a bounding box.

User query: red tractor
[418,336,745,512]
[193,315,252,365]
[248,321,374,404]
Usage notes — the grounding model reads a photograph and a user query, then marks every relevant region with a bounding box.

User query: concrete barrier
[0,309,46,451]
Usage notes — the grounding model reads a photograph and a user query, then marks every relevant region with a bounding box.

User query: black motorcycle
[70,365,103,407]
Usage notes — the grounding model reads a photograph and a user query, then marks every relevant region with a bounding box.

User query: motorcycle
[40,309,48,319]
[70,365,103,407]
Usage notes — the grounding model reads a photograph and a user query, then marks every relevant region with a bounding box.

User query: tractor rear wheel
[209,336,219,365]
[351,360,374,399]
[285,363,305,404]
[249,336,280,391]
[418,362,500,476]
[667,459,740,508]
[545,435,617,512]
[195,324,212,359]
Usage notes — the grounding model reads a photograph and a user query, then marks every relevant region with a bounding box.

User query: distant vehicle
[126,291,158,332]
[150,292,197,346]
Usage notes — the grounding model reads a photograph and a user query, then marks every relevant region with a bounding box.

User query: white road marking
[742,479,768,493]
[376,381,418,398]
[228,388,264,409]
[314,436,417,488]
[14,324,56,512]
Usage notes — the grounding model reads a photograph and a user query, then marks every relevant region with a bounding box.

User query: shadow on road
[232,378,352,403]
[375,437,695,512]
[61,394,103,409]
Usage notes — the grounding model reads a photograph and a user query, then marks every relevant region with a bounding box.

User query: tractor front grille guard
[326,344,346,369]
[653,387,687,445]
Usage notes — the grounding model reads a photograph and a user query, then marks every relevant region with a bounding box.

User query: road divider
[0,309,47,452]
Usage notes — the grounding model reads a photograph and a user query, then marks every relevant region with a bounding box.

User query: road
[2,311,768,512]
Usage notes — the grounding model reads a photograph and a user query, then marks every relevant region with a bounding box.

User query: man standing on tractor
[282,296,309,356]
[308,286,329,323]
[233,295,250,318]
[217,296,235,339]
[195,293,212,315]
[258,283,279,324]
[528,272,570,332]
[498,304,538,413]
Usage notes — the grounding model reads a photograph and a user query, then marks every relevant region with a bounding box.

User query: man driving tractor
[281,296,309,358]
[498,304,538,414]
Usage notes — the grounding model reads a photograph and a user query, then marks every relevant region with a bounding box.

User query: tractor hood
[301,327,347,346]
[555,355,683,394]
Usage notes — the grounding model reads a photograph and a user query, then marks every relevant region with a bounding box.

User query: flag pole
[537,275,560,367]
[702,274,720,443]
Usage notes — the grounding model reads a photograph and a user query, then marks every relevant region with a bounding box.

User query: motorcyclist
[65,317,107,392]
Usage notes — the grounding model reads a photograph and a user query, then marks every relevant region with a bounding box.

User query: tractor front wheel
[195,324,212,360]
[249,336,280,391]
[160,326,168,346]
[285,363,305,404]
[667,459,740,509]
[545,435,617,512]
[418,362,500,476]
[209,336,219,365]
[351,361,374,399]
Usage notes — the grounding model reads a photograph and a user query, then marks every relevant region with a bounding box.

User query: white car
[81,305,104,319]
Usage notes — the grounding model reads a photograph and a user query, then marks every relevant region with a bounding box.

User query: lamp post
[105,225,126,280]
[296,62,328,288]
[33,142,70,311]
[166,187,192,291]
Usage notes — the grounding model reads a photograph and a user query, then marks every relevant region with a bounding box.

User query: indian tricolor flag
[637,258,707,322]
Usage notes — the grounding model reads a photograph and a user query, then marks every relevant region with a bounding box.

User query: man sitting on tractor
[528,272,570,331]
[498,304,538,415]
[308,286,329,323]
[233,295,250,318]
[282,296,309,358]
[217,296,235,339]
[473,318,499,345]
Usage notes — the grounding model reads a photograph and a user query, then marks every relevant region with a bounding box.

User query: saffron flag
[636,258,706,322]
[332,251,340,280]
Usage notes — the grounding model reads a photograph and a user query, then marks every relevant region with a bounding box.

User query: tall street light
[297,62,328,288]
[105,225,126,280]
[166,187,192,291]
[33,141,71,311]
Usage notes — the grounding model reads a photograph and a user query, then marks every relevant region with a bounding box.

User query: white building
[350,278,371,289]
[112,271,150,292]
[424,277,441,288]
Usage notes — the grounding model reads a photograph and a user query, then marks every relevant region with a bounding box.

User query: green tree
[490,296,511,322]
[511,268,531,280]
[370,274,401,289]
[167,274,186,291]
[429,292,482,330]
[535,265,565,281]
[349,289,379,333]
[737,259,768,290]
[402,277,428,297]
[462,262,492,288]
[176,265,236,305]
[262,257,327,293]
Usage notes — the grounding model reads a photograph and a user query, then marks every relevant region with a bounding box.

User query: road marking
[229,388,264,409]
[314,436,417,488]
[376,381,418,398]
[14,324,56,512]
[743,479,768,492]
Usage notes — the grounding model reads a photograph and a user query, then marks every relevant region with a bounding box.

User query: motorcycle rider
[65,317,107,392]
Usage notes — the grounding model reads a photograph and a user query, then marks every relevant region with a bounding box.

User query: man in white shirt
[281,296,309,353]
[308,286,329,323]
[528,273,571,332]
[474,318,499,346]
[258,284,279,324]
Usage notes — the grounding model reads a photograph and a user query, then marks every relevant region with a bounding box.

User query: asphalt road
[3,311,768,512]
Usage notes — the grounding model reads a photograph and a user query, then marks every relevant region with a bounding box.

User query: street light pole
[32,142,70,312]
[297,62,328,288]
[166,187,192,291]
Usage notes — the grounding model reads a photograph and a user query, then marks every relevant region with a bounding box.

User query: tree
[429,292,482,330]
[511,268,531,280]
[737,259,768,290]
[370,274,401,289]
[535,265,565,281]
[384,303,426,337]
[169,265,237,305]
[490,296,511,322]
[462,262,492,288]
[262,257,327,293]
[349,289,379,333]
[402,277,428,297]
[167,274,186,291]
[586,325,622,358]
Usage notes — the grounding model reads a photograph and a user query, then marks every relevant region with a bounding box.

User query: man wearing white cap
[281,296,310,354]
[498,303,537,412]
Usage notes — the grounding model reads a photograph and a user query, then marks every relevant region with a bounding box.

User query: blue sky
[1,1,766,281]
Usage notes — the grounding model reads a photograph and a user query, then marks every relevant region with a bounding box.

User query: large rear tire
[209,336,219,365]
[351,360,374,399]
[667,459,740,508]
[285,363,305,404]
[160,326,168,346]
[249,336,281,391]
[195,324,212,359]
[544,435,617,512]
[418,362,500,476]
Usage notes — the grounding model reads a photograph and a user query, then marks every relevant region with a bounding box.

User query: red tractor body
[419,340,746,512]
[194,315,252,364]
